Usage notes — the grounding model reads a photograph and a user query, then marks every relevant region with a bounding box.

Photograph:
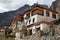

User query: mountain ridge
[0,4,30,28]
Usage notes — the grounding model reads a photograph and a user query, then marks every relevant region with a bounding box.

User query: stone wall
[4,24,60,40]
[21,24,60,40]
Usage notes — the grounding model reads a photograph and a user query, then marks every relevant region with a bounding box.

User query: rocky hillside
[20,23,60,40]
[50,0,60,12]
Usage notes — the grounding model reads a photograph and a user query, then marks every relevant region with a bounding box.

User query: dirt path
[0,31,5,40]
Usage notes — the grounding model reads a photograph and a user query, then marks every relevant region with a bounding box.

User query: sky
[0,0,55,13]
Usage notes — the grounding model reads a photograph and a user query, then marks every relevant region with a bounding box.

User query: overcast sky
[0,0,55,13]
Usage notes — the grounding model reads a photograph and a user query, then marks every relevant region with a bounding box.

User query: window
[29,29,32,35]
[26,13,30,18]
[31,12,37,16]
[52,14,56,18]
[26,21,28,25]
[37,11,44,16]
[31,13,33,16]
[36,27,40,31]
[26,14,28,16]
[32,28,36,34]
[46,11,49,17]
[26,22,27,25]
[33,18,35,23]
[41,11,44,16]
[29,20,31,24]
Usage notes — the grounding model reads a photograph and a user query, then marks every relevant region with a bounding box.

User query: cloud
[0,6,8,11]
[0,3,9,13]
[0,0,55,13]
[43,0,55,7]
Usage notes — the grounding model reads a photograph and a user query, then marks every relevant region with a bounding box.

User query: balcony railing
[24,12,44,19]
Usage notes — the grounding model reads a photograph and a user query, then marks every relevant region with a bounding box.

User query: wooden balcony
[24,16,30,19]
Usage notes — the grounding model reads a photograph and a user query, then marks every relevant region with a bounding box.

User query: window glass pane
[26,21,28,25]
[46,11,49,17]
[26,13,30,19]
[32,11,44,16]
[29,29,32,35]
[33,18,35,23]
[37,11,44,16]
[52,14,56,18]
[29,20,31,24]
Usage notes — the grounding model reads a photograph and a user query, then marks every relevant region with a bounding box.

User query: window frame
[52,14,56,19]
[46,11,50,17]
[33,18,35,23]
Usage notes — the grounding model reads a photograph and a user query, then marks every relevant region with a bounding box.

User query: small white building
[23,4,59,35]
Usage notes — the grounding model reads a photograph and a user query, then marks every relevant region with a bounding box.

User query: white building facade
[24,6,59,35]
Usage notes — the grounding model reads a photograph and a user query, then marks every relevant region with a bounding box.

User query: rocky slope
[20,23,60,40]
[50,0,60,12]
